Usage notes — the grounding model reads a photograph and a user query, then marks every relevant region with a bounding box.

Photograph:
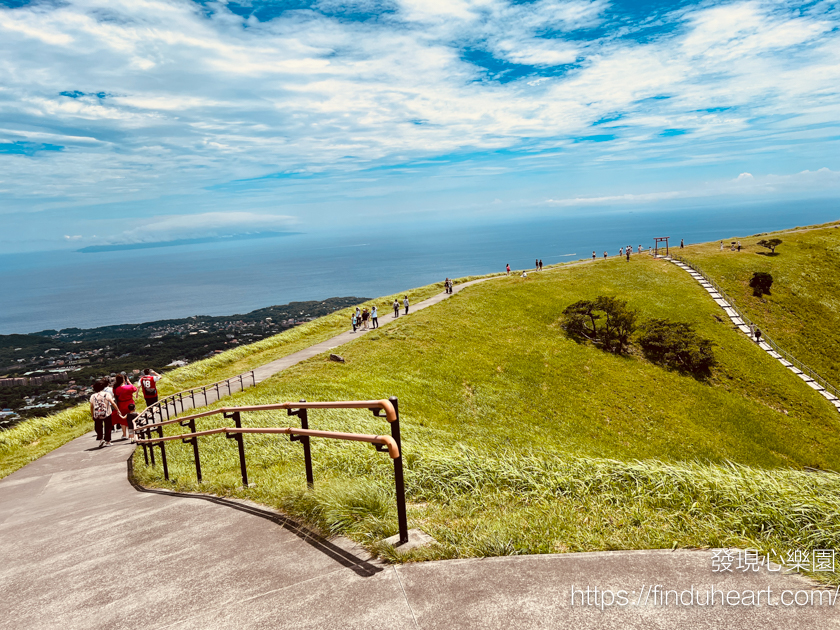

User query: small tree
[562,296,636,353]
[638,319,716,375]
[756,238,782,254]
[749,271,773,297]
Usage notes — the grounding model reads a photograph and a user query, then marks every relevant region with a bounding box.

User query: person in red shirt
[112,373,138,441]
[139,368,162,407]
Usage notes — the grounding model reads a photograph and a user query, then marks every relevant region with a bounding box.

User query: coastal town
[0,297,364,428]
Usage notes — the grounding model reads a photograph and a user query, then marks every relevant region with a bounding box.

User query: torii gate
[654,237,670,258]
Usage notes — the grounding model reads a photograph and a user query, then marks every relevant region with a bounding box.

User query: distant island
[77,231,300,253]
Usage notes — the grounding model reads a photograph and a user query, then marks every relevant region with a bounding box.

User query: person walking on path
[393,299,399,318]
[506,264,510,275]
[754,328,762,343]
[539,259,543,271]
[638,245,642,254]
[535,259,539,271]
[592,251,596,260]
[90,378,123,448]
[619,247,624,257]
[112,373,138,441]
[351,312,358,332]
[125,403,139,443]
[361,308,370,330]
[737,241,742,252]
[720,241,724,251]
[626,248,630,261]
[680,239,684,249]
[403,295,410,315]
[139,368,162,408]
[603,251,607,259]
[371,306,378,329]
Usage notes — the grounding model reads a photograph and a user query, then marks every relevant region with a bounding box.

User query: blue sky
[1,0,839,252]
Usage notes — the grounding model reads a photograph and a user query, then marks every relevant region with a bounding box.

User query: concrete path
[253,277,494,384]
[2,434,838,629]
[668,258,840,412]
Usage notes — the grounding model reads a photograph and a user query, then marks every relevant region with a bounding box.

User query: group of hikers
[89,368,161,448]
[351,293,415,332]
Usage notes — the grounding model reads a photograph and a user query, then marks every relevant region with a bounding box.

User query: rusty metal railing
[136,397,409,545]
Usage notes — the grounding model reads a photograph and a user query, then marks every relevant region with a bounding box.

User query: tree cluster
[561,296,716,376]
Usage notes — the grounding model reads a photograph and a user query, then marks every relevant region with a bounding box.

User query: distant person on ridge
[506,263,510,275]
[361,307,370,330]
[403,295,409,315]
[371,305,378,329]
[393,299,399,318]
[90,378,124,448]
[535,259,539,271]
[680,239,684,248]
[603,251,607,259]
[139,368,162,407]
[539,259,543,270]
[351,311,357,332]
[592,251,596,260]
[626,248,630,261]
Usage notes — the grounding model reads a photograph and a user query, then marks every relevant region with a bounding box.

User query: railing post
[190,390,195,409]
[165,400,170,421]
[225,411,249,487]
[288,401,314,488]
[239,374,244,391]
[252,370,256,386]
[156,425,169,481]
[182,418,202,483]
[203,386,208,406]
[389,396,409,545]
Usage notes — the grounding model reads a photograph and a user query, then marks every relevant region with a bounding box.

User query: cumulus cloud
[0,0,838,240]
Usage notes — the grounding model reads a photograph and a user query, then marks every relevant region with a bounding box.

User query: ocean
[1,200,837,335]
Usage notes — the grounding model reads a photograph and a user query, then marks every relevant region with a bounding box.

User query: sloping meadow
[132,257,840,583]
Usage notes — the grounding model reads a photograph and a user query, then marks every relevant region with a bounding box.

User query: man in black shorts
[139,368,162,407]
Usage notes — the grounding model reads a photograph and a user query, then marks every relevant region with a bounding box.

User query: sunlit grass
[131,255,840,582]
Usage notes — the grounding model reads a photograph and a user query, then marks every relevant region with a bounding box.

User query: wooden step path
[669,258,840,412]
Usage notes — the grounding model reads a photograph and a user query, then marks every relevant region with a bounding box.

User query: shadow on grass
[125,453,384,578]
[755,252,780,257]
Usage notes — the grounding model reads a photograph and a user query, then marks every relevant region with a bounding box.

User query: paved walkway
[2,435,837,629]
[668,258,840,412]
[3,269,839,629]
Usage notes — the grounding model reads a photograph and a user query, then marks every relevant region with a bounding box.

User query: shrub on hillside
[638,319,716,375]
[749,271,773,297]
[562,296,637,353]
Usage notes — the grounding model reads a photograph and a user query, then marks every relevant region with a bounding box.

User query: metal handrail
[139,399,397,431]
[134,370,257,428]
[136,396,410,545]
[138,426,400,459]
[671,255,840,400]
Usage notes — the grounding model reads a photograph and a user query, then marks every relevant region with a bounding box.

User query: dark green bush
[562,296,637,353]
[749,271,773,297]
[638,319,716,375]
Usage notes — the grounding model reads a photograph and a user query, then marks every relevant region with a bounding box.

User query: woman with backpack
[90,379,124,448]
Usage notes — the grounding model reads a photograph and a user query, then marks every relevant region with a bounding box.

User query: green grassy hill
[127,253,840,580]
[677,221,840,385]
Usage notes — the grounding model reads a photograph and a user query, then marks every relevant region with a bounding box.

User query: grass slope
[677,221,840,385]
[131,255,840,581]
[0,277,498,479]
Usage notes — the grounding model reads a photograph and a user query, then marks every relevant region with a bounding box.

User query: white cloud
[0,0,837,232]
[108,212,297,244]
